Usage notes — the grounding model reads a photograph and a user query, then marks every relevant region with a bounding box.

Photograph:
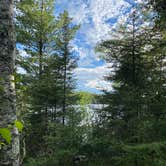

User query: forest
[0,0,165,165]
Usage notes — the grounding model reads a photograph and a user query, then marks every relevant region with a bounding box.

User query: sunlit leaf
[0,128,12,144]
[15,120,24,132]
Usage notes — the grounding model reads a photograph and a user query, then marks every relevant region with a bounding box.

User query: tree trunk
[39,0,44,77]
[0,0,20,165]
[62,48,67,125]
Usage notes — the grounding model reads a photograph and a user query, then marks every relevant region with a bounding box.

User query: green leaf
[0,142,5,150]
[0,142,5,146]
[0,142,6,150]
[0,128,12,144]
[14,120,24,132]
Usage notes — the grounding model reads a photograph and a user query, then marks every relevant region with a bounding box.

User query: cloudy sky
[55,0,139,93]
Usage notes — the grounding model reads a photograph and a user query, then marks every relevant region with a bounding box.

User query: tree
[149,0,166,32]
[16,1,81,163]
[146,0,166,143]
[96,8,151,142]
[94,4,166,165]
[0,0,20,165]
[16,0,56,77]
[56,11,79,124]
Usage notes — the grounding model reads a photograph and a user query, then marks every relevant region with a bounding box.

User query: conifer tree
[56,11,79,124]
[16,0,58,157]
[95,4,166,165]
[16,0,80,161]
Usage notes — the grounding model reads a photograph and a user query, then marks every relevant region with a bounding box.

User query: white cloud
[135,0,145,3]
[57,0,131,60]
[75,63,113,91]
[75,63,111,78]
[72,44,86,59]
[87,0,130,45]
[56,0,90,24]
[86,79,113,91]
[56,0,132,92]
[70,2,89,24]
[85,0,129,64]
[18,49,29,57]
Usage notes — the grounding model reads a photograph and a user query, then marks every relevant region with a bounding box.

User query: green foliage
[23,157,56,166]
[0,142,5,150]
[109,142,166,166]
[16,1,82,164]
[15,120,24,132]
[0,120,23,149]
[0,128,12,144]
[13,1,166,165]
[92,2,166,166]
[77,91,95,106]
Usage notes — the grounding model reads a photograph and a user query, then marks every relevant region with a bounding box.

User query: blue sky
[55,0,141,93]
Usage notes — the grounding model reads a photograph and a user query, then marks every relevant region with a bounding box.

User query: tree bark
[0,0,20,165]
[62,50,67,125]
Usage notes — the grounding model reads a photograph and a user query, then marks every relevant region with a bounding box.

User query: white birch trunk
[0,0,20,165]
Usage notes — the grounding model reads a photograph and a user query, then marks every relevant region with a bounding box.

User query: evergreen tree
[16,0,56,77]
[16,0,58,157]
[94,4,166,165]
[16,0,81,163]
[56,11,79,125]
[96,8,150,142]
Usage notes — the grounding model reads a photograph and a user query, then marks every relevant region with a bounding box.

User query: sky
[54,0,142,94]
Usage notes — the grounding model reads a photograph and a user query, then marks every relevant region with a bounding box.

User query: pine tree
[16,0,58,157]
[56,11,79,125]
[146,0,166,142]
[96,8,151,142]
[94,4,166,165]
[16,0,80,161]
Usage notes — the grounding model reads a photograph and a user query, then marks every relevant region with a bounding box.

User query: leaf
[0,128,12,144]
[14,120,24,132]
[0,142,5,146]
[0,142,5,150]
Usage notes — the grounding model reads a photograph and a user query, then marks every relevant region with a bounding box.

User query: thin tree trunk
[39,0,44,76]
[0,0,20,165]
[39,41,43,76]
[62,52,67,125]
[62,23,68,125]
[132,11,136,86]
